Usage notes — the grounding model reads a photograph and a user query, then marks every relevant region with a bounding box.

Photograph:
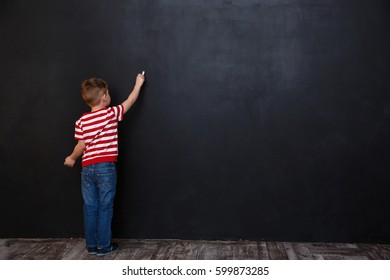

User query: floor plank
[2,239,41,260]
[256,242,271,260]
[266,242,289,260]
[170,240,201,260]
[61,239,86,260]
[1,239,389,260]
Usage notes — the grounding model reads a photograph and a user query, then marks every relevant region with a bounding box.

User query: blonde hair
[81,78,108,106]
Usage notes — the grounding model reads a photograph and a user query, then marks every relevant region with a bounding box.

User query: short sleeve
[111,105,124,122]
[74,120,83,140]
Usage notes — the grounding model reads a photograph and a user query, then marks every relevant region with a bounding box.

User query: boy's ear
[101,90,108,99]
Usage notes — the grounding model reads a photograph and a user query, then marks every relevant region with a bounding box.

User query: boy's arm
[64,140,85,168]
[122,73,145,114]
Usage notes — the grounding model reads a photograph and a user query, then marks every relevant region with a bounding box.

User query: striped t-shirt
[75,105,124,167]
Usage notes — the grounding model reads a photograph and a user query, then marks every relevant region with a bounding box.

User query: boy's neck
[91,105,107,112]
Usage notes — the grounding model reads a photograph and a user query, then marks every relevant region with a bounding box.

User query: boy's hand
[135,72,145,88]
[64,156,76,168]
[64,140,84,168]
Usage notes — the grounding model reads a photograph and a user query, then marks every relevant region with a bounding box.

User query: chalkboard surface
[1,0,390,243]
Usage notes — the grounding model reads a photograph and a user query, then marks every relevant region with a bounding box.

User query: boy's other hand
[64,156,76,168]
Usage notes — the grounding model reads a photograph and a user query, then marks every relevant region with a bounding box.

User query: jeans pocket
[97,170,117,192]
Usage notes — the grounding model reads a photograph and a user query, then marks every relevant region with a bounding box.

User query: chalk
[142,71,145,76]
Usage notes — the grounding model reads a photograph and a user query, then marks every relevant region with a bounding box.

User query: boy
[64,73,145,256]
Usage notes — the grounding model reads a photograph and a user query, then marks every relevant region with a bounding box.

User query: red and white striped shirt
[75,105,124,167]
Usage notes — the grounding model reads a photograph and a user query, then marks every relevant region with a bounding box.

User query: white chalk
[142,71,145,76]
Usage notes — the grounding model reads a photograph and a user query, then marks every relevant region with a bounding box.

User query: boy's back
[75,105,124,167]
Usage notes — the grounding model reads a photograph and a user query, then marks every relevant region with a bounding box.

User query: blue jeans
[81,162,117,248]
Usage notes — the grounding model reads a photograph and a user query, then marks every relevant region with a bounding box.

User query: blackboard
[1,0,390,243]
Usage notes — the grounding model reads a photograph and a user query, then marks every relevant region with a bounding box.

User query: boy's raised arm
[122,73,145,114]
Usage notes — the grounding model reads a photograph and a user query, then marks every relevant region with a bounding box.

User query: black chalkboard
[1,0,390,243]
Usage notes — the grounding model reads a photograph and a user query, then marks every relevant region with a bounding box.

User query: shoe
[87,246,97,255]
[97,243,119,256]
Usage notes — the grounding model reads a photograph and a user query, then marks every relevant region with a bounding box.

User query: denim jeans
[81,162,117,248]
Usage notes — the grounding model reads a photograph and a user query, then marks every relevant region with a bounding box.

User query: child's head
[81,78,110,108]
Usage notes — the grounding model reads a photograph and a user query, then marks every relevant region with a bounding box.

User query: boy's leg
[95,162,117,249]
[81,166,99,250]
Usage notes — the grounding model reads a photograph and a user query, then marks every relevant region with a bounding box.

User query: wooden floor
[1,239,390,260]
